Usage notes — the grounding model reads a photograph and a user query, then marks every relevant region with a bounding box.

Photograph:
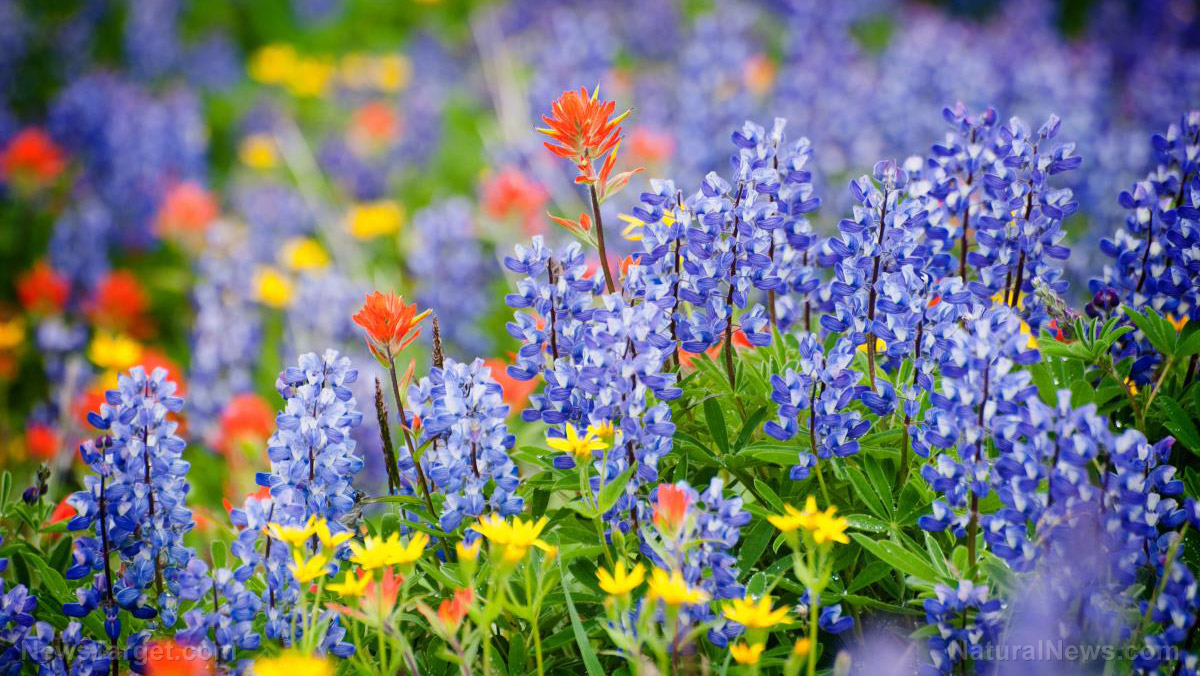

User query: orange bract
[537,86,631,188]
[653,483,691,531]
[436,587,474,629]
[352,291,430,362]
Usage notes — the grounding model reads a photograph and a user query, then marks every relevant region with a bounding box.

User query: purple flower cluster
[408,357,523,531]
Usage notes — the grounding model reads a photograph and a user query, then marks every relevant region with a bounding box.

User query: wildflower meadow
[1,1,1200,675]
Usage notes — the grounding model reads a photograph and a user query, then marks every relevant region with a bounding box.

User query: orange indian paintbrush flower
[653,483,690,532]
[537,86,641,200]
[351,291,431,362]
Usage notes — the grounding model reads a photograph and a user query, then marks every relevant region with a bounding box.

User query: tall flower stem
[865,187,890,393]
[384,350,447,560]
[588,185,617,294]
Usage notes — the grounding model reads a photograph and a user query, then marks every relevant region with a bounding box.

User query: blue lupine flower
[260,349,364,530]
[410,198,500,358]
[764,334,869,478]
[921,580,1004,675]
[67,366,201,626]
[23,620,112,676]
[408,357,523,531]
[916,306,1038,555]
[0,580,36,676]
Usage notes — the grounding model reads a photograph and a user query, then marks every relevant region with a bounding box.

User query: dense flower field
[1,1,1199,675]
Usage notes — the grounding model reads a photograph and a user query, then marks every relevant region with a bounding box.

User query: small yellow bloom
[249,44,298,84]
[311,518,353,550]
[723,594,791,629]
[767,502,809,532]
[286,57,334,98]
[254,266,293,308]
[347,201,404,239]
[373,55,411,92]
[769,497,849,544]
[327,572,371,597]
[0,318,23,351]
[251,651,333,676]
[266,518,317,549]
[619,210,675,242]
[239,134,278,169]
[730,642,765,665]
[348,531,429,569]
[87,332,143,371]
[474,514,556,562]
[546,424,609,460]
[290,551,330,583]
[597,561,645,597]
[646,568,708,606]
[281,237,330,271]
[792,637,811,657]
[456,539,481,561]
[587,419,616,441]
[1167,314,1190,332]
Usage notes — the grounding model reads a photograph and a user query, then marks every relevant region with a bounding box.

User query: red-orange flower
[537,86,640,198]
[141,639,215,676]
[482,167,548,233]
[24,423,58,461]
[156,182,218,241]
[0,128,66,184]
[17,260,70,314]
[49,497,76,524]
[628,127,675,166]
[484,357,538,413]
[437,587,474,629]
[352,100,399,144]
[217,393,275,456]
[86,270,149,334]
[352,291,430,362]
[653,483,691,532]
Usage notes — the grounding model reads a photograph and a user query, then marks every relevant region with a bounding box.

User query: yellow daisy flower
[87,332,143,371]
[723,594,791,628]
[730,642,765,665]
[646,568,708,606]
[596,561,645,597]
[473,514,556,562]
[546,424,609,460]
[254,266,293,308]
[239,134,278,169]
[347,201,404,239]
[250,651,332,676]
[281,237,330,271]
[327,572,371,597]
[289,551,330,583]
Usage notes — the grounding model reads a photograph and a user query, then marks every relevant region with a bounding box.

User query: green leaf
[704,398,730,455]
[211,541,227,570]
[0,472,9,508]
[559,560,606,676]
[846,514,889,533]
[847,560,896,594]
[734,443,798,468]
[1180,329,1200,357]
[1158,396,1200,452]
[598,465,635,515]
[753,479,786,514]
[850,533,941,582]
[733,406,768,451]
[1126,307,1177,357]
[862,457,894,517]
[845,466,888,519]
[736,520,773,572]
